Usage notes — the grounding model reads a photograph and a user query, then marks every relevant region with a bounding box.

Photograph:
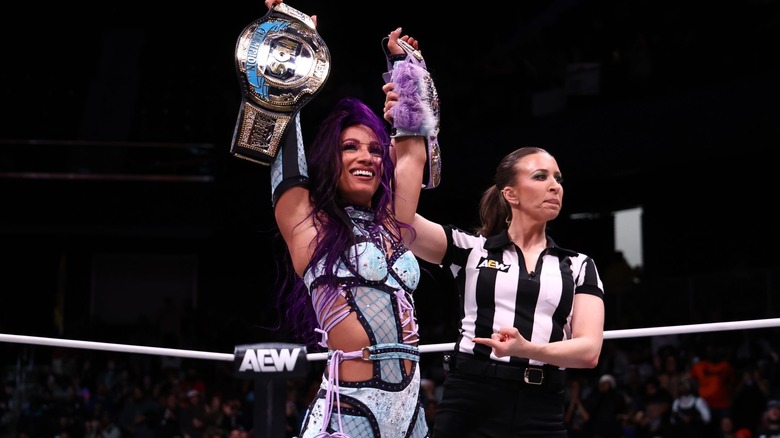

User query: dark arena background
[2,1,780,437]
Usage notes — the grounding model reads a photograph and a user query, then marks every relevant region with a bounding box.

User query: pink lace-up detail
[313,350,351,438]
[312,288,351,348]
[394,289,419,343]
[314,328,328,349]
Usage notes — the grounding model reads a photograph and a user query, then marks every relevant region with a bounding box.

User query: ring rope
[2,317,779,362]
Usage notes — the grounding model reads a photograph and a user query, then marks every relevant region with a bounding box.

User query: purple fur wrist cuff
[390,61,437,136]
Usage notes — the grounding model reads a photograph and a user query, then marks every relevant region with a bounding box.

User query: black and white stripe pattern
[442,225,604,367]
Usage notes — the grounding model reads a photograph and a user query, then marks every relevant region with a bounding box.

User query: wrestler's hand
[472,327,530,359]
[383,27,425,164]
[382,27,419,123]
[382,82,398,124]
[264,0,317,26]
[386,26,418,56]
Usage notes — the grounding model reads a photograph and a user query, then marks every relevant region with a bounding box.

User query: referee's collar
[485,229,579,257]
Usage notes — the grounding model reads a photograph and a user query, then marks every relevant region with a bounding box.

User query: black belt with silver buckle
[453,354,562,387]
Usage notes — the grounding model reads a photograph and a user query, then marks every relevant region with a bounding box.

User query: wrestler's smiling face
[338,125,383,207]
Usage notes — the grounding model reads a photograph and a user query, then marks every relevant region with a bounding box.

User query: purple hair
[276,97,408,348]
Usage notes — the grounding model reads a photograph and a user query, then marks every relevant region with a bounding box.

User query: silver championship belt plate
[230,3,330,165]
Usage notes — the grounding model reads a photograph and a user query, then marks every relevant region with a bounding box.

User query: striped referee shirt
[442,225,604,367]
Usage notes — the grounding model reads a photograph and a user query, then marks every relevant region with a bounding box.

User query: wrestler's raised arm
[382,29,448,263]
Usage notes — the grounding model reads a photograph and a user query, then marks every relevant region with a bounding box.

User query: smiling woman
[238,5,431,434]
[266,97,429,437]
[336,130,386,207]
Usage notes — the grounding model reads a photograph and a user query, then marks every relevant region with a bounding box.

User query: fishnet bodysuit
[298,206,428,438]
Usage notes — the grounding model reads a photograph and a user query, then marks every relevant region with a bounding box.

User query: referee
[397,145,605,437]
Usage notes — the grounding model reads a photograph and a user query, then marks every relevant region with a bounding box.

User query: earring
[505,216,511,226]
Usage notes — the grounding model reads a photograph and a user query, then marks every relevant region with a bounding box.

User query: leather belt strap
[453,353,563,388]
[330,343,421,363]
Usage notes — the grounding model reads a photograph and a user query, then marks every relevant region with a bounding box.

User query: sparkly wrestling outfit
[297,205,429,438]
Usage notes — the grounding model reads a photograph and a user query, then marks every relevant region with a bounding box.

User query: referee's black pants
[433,363,568,437]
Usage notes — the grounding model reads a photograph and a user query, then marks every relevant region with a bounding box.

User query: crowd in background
[2,324,780,437]
[1,252,778,438]
[0,350,255,438]
[557,331,780,438]
[0,244,778,438]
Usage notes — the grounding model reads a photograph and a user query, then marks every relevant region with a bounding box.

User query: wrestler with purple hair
[262,2,431,436]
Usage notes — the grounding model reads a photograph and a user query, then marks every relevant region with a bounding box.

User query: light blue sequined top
[297,205,428,438]
[303,205,421,349]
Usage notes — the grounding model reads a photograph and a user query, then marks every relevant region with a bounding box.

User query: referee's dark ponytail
[476,185,508,236]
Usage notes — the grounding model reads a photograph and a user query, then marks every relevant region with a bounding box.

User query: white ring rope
[2,317,779,363]
[0,333,234,362]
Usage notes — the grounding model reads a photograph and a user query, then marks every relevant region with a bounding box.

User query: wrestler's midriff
[327,312,416,381]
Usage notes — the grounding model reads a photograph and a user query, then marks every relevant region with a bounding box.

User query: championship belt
[230,3,331,165]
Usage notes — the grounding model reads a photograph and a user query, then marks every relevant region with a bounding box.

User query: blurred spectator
[737,428,754,438]
[598,340,633,386]
[221,398,249,437]
[734,331,779,374]
[180,367,207,400]
[756,399,780,438]
[717,415,755,438]
[584,374,629,438]
[717,415,738,438]
[691,344,737,429]
[564,375,591,437]
[84,410,121,438]
[627,376,673,438]
[116,384,158,437]
[733,365,771,434]
[283,380,302,437]
[0,381,17,435]
[157,392,181,437]
[420,378,438,429]
[670,376,711,437]
[180,389,206,438]
[95,359,120,395]
[657,350,687,400]
[202,393,225,438]
[85,384,116,423]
